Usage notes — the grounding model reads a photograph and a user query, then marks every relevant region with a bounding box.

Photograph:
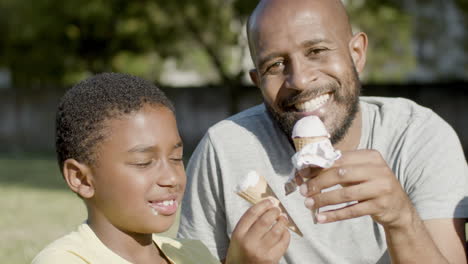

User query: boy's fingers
[232,197,278,238]
[261,214,289,248]
[247,206,282,239]
[268,223,291,259]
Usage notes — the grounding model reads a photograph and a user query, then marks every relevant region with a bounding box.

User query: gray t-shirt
[178,97,468,264]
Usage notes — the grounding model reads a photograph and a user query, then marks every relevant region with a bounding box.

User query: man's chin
[265,105,298,138]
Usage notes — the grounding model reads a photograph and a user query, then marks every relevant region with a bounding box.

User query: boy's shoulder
[31,224,90,264]
[153,235,220,264]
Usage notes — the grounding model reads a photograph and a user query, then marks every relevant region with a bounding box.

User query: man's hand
[224,197,291,264]
[298,149,459,263]
[298,149,416,229]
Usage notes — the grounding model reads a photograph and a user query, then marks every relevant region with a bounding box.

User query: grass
[0,156,179,264]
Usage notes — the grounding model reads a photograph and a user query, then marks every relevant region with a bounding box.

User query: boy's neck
[87,215,168,264]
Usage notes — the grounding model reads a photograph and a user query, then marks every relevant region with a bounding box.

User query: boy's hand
[224,197,291,264]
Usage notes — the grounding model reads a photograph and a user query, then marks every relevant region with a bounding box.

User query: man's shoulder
[359,96,457,154]
[360,96,438,128]
[361,96,433,117]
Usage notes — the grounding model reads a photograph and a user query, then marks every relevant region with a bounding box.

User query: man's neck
[334,108,362,152]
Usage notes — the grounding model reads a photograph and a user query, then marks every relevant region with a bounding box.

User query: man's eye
[307,48,328,56]
[264,61,284,74]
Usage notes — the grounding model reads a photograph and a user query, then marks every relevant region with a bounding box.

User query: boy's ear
[63,159,95,199]
[349,32,368,74]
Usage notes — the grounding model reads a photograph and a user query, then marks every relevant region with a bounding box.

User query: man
[178,0,468,263]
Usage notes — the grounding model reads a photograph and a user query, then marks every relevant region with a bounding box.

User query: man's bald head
[247,0,353,64]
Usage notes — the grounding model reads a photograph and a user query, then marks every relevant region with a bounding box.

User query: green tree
[1,0,467,91]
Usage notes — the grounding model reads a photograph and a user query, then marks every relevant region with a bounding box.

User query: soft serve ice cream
[290,115,341,170]
[285,115,341,195]
[285,116,354,222]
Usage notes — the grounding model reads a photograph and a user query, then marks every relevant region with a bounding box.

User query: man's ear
[63,159,95,199]
[349,32,368,74]
[249,69,260,87]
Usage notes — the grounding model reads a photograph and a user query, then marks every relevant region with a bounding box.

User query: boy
[32,73,289,264]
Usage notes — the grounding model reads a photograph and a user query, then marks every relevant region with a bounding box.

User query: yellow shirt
[31,223,219,264]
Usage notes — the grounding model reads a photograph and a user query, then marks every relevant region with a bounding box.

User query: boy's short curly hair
[55,72,175,171]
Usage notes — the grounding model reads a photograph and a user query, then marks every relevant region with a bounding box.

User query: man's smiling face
[248,0,364,145]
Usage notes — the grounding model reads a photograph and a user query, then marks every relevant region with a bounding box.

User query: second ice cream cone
[236,171,303,237]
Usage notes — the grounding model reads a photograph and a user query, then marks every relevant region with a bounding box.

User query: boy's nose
[156,162,181,188]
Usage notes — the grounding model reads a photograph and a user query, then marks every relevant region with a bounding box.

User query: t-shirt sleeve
[402,110,468,220]
[158,238,221,264]
[31,249,87,264]
[177,133,230,260]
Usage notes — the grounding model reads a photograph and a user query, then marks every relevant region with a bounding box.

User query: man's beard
[265,67,361,145]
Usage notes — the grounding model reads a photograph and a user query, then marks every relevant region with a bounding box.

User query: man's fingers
[306,182,379,210]
[302,165,380,196]
[315,201,375,223]
[298,166,321,179]
[332,149,384,167]
[232,197,278,238]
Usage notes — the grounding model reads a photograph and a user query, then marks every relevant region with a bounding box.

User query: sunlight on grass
[0,186,85,263]
[0,157,179,263]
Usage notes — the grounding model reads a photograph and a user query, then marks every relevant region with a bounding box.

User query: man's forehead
[251,8,334,56]
[248,0,351,58]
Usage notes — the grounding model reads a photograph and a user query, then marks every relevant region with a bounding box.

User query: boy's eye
[133,160,153,168]
[170,157,184,162]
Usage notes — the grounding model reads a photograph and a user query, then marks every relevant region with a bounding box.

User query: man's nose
[284,58,318,91]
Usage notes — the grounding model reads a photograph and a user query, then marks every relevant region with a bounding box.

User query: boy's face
[89,105,185,234]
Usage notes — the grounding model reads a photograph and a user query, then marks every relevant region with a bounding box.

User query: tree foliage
[0,0,467,93]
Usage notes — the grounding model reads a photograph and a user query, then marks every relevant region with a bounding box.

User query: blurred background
[0,0,467,263]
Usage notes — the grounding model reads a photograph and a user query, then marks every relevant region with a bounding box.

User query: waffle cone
[236,172,303,237]
[293,136,327,151]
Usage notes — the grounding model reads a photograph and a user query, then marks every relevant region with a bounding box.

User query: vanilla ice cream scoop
[285,116,341,195]
[292,115,329,139]
[286,116,354,223]
[290,115,340,170]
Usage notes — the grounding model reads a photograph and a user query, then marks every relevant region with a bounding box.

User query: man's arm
[423,218,467,264]
[383,211,466,263]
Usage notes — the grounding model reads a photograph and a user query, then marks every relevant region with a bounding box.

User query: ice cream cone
[236,171,303,237]
[293,136,328,151]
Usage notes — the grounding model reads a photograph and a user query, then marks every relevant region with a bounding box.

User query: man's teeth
[295,93,330,112]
